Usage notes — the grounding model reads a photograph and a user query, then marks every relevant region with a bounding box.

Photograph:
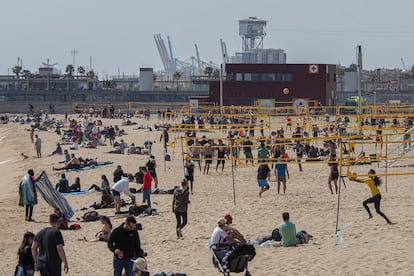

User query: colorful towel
[53,161,114,172]
[35,171,74,219]
[61,189,87,195]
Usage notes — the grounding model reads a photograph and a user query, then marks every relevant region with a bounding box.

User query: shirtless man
[203,140,214,175]
[189,140,202,172]
[64,154,81,170]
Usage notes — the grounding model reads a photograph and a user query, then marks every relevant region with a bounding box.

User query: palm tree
[12,65,22,78]
[65,64,75,78]
[65,64,74,90]
[204,66,213,76]
[87,69,96,78]
[86,70,96,90]
[77,66,86,76]
[173,71,182,91]
[21,69,32,91]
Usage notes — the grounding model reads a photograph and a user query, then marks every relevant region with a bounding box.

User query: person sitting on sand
[128,143,141,154]
[88,174,110,192]
[223,214,246,244]
[49,143,63,156]
[211,218,230,245]
[69,177,81,192]
[273,212,297,247]
[133,258,150,276]
[81,140,98,148]
[211,217,246,246]
[55,174,70,193]
[84,216,112,242]
[62,153,81,170]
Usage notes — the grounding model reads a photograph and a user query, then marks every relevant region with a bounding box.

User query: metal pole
[357,45,362,115]
[219,64,223,114]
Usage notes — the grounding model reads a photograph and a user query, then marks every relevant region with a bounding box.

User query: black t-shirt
[243,141,253,153]
[257,164,270,179]
[18,245,35,271]
[35,227,64,268]
[107,223,143,258]
[113,169,125,183]
[146,160,156,172]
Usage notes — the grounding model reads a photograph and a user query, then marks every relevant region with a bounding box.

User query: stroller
[211,244,256,276]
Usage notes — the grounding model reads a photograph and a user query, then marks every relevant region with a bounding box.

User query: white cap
[133,258,148,272]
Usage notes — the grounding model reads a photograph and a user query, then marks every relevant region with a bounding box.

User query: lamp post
[219,64,223,114]
[71,49,77,72]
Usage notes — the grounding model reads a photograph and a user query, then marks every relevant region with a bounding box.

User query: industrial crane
[401,58,407,72]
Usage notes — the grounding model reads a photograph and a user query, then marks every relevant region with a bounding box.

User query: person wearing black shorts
[216,139,226,172]
[146,155,158,188]
[328,154,339,194]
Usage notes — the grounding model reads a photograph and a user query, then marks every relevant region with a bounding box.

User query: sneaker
[177,228,183,238]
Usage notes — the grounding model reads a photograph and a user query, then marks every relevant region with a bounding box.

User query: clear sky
[2,0,413,77]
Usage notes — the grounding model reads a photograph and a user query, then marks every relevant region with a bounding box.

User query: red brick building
[208,63,337,106]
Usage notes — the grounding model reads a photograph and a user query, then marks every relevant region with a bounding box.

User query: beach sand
[1,114,413,276]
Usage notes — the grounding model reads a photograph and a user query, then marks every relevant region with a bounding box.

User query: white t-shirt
[112,178,132,196]
[211,226,228,245]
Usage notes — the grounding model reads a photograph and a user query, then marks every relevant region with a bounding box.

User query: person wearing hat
[223,214,246,244]
[133,258,149,276]
[210,218,229,245]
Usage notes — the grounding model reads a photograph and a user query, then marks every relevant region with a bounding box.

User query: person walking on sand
[172,179,190,239]
[275,158,289,194]
[15,231,35,276]
[141,167,153,209]
[349,169,394,224]
[34,134,42,158]
[20,169,38,222]
[184,155,195,194]
[32,214,69,275]
[107,216,144,276]
[257,161,271,197]
[328,154,339,194]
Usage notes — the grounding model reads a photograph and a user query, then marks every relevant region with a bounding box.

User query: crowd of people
[14,109,401,276]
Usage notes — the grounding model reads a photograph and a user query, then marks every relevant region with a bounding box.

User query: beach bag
[69,223,81,230]
[164,153,171,161]
[129,204,148,216]
[271,228,282,241]
[82,210,100,222]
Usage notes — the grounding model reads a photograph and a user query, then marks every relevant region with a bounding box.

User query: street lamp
[71,49,77,71]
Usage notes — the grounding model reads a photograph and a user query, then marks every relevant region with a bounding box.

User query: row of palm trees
[64,64,96,78]
[10,64,95,79]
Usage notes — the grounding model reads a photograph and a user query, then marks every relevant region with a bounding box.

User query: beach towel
[61,189,87,195]
[34,171,74,220]
[53,161,114,172]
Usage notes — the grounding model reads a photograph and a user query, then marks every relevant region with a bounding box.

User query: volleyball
[283,88,289,95]
[348,172,357,180]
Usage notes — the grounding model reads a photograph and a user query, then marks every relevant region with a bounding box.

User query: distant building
[208,63,337,106]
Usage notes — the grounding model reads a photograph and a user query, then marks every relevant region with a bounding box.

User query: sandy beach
[1,113,413,276]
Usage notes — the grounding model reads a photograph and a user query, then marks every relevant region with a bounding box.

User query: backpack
[129,205,148,216]
[135,171,144,184]
[82,211,100,222]
[271,228,282,241]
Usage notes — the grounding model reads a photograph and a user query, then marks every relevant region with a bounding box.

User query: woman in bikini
[84,215,113,242]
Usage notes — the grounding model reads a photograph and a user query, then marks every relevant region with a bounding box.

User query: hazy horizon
[2,0,413,77]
